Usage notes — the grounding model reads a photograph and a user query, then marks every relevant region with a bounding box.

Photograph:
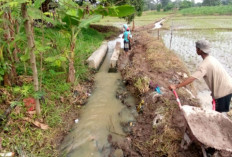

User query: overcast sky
[170,0,203,3]
[194,0,203,3]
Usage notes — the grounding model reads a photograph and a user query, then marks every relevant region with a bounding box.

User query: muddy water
[60,37,135,156]
[162,29,232,109]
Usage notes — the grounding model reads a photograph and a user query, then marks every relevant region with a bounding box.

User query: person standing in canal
[122,27,131,53]
[169,39,232,114]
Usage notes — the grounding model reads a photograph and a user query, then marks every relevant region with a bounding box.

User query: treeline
[144,0,232,12]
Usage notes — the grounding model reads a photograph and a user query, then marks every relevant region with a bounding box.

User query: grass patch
[146,39,186,73]
[180,5,232,15]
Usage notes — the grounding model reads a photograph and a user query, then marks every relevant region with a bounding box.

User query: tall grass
[180,5,232,15]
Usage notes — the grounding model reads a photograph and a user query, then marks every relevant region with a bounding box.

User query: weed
[134,76,150,94]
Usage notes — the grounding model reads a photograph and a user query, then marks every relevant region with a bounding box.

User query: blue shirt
[124,31,129,42]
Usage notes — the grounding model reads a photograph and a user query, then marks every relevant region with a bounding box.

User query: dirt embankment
[116,26,202,156]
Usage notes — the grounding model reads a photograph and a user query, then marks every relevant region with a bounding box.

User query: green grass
[180,5,232,15]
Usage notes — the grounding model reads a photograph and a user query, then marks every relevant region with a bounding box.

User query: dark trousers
[215,93,232,112]
[124,40,131,52]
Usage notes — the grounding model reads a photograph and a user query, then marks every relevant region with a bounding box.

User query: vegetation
[143,0,232,13]
[180,5,232,15]
[0,24,109,157]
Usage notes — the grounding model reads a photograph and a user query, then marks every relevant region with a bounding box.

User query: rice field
[93,11,170,28]
[163,15,232,30]
[161,16,232,76]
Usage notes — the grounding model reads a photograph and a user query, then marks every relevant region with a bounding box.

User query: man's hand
[169,84,177,90]
[168,76,196,91]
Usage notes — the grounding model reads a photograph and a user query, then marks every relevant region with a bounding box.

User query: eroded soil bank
[115,24,202,156]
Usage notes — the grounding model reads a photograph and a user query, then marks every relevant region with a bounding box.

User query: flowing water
[161,29,232,109]
[60,37,136,157]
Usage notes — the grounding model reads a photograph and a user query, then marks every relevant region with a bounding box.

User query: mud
[116,26,203,156]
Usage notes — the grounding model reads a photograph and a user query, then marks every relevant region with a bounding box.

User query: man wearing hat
[169,39,232,113]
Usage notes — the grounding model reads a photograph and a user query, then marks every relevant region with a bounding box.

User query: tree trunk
[21,3,41,115]
[6,11,19,63]
[67,28,76,84]
[3,12,17,85]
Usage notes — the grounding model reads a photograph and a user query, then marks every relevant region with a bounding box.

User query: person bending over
[169,40,232,113]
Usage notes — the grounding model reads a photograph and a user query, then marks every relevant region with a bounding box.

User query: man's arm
[169,76,196,90]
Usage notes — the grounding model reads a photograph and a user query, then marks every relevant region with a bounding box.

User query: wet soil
[116,25,203,156]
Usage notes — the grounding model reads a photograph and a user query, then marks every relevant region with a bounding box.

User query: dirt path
[115,24,203,156]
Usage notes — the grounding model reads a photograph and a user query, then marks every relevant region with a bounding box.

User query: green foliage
[10,101,22,108]
[164,2,174,11]
[13,85,33,97]
[94,5,135,17]
[203,0,221,6]
[179,0,192,10]
[161,0,170,8]
[101,0,142,23]
[33,0,46,9]
[42,102,63,127]
[180,5,232,15]
[157,4,162,11]
[0,0,29,8]
[78,15,101,28]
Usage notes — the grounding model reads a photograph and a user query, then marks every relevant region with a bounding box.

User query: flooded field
[164,16,232,29]
[161,16,232,109]
[162,29,232,75]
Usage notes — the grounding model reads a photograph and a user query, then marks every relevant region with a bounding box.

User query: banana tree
[58,0,135,83]
[60,8,84,83]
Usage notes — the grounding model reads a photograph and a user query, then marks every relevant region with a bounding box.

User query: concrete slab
[109,42,121,71]
[87,41,108,69]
